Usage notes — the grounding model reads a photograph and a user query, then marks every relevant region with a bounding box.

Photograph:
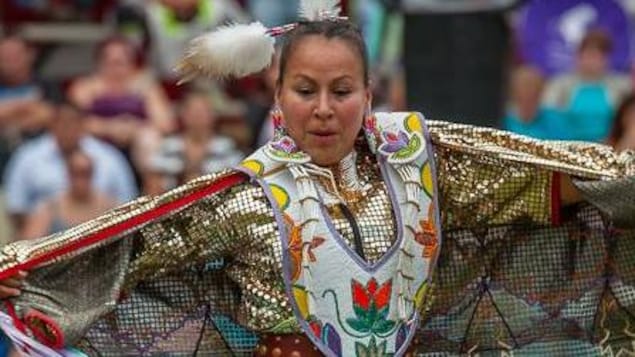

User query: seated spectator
[20,149,116,239]
[3,101,137,232]
[0,36,55,174]
[116,0,250,104]
[146,91,243,193]
[68,36,174,173]
[543,29,631,142]
[608,94,635,152]
[504,65,567,140]
[141,0,248,83]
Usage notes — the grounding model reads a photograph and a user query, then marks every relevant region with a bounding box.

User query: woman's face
[511,68,544,121]
[68,153,93,199]
[99,42,135,79]
[577,47,608,78]
[181,95,214,133]
[276,35,370,166]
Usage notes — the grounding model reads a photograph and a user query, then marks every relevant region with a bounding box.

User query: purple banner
[517,0,632,76]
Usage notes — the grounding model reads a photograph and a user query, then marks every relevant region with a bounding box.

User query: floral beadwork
[355,336,393,357]
[377,130,425,164]
[239,159,265,177]
[347,278,396,335]
[285,214,325,282]
[293,285,310,319]
[414,206,438,259]
[265,135,310,163]
[309,318,343,356]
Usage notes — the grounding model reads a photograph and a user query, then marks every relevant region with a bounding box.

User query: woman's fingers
[3,278,23,288]
[0,271,28,299]
[0,285,21,298]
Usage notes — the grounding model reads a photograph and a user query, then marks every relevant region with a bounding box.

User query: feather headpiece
[175,22,275,83]
[175,1,343,82]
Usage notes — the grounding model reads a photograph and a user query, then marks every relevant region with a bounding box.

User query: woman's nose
[314,92,334,119]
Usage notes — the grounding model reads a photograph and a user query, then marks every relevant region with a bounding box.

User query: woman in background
[542,29,631,142]
[20,150,116,240]
[145,91,243,194]
[504,65,569,140]
[68,36,174,174]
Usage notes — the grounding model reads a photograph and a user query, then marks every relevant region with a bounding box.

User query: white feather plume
[175,22,275,83]
[299,0,342,21]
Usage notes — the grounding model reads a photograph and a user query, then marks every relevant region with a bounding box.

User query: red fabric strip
[4,300,26,334]
[0,173,247,281]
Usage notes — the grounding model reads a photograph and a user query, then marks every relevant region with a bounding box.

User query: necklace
[313,150,372,205]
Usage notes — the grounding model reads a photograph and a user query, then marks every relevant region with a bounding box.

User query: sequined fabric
[1,121,634,356]
[418,122,635,355]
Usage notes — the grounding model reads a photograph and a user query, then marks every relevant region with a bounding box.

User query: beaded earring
[271,106,287,140]
[362,104,379,153]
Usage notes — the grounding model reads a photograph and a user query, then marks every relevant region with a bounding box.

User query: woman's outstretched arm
[427,120,634,228]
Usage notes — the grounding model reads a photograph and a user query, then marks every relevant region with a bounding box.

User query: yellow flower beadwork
[240,159,264,177]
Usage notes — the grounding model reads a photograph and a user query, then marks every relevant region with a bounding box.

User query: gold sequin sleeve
[0,170,278,351]
[0,170,255,282]
[123,171,275,287]
[427,120,635,228]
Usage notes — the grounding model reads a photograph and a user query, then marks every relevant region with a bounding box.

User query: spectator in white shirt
[3,101,137,231]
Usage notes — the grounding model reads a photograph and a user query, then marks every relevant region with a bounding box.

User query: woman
[0,7,633,357]
[145,90,244,194]
[503,65,568,140]
[68,36,174,173]
[20,150,117,240]
[542,29,631,142]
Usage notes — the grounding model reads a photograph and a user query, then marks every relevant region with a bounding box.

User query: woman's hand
[560,174,583,206]
[0,271,27,299]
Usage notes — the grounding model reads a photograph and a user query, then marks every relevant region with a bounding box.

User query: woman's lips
[309,131,337,145]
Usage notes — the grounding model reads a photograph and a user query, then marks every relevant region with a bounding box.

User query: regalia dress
[0,112,633,356]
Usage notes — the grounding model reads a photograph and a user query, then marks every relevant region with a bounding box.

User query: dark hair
[277,20,369,87]
[578,28,613,55]
[53,100,86,123]
[95,35,143,67]
[65,148,94,178]
[608,94,635,147]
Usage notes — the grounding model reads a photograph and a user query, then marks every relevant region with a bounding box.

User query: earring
[270,105,287,140]
[363,104,379,153]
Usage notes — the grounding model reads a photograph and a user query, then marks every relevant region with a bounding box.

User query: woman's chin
[309,151,345,167]
[301,142,354,167]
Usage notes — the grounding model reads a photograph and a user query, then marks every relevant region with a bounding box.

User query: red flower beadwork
[348,278,396,334]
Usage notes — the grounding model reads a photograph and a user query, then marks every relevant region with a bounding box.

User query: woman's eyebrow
[291,74,316,84]
[332,75,354,82]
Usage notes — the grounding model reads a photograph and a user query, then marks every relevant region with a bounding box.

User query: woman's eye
[296,88,314,96]
[334,89,351,97]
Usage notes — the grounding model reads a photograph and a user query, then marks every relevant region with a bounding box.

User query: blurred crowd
[0,0,634,247]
